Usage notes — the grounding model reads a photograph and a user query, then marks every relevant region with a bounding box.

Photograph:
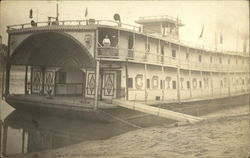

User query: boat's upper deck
[7,19,249,58]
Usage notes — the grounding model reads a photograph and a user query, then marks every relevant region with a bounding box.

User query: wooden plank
[94,60,100,110]
[113,99,203,123]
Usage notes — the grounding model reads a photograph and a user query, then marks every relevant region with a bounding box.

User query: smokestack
[0,35,2,44]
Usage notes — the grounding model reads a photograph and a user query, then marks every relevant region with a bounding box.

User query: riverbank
[12,103,249,158]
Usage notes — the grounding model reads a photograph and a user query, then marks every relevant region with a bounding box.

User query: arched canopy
[10,32,95,68]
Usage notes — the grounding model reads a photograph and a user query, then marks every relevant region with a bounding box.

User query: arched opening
[9,32,94,96]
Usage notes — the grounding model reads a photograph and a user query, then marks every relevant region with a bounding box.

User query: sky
[0,0,249,52]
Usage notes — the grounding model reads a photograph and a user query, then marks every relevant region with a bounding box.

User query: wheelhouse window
[199,81,202,88]
[172,49,176,58]
[160,80,165,89]
[228,58,230,64]
[128,35,134,58]
[210,56,213,63]
[187,81,190,89]
[198,55,202,62]
[128,36,134,49]
[127,78,133,88]
[172,80,176,89]
[147,79,150,89]
[219,57,222,64]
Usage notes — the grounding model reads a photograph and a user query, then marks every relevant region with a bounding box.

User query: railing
[137,15,182,24]
[7,18,249,57]
[7,19,141,32]
[55,83,83,95]
[97,47,249,72]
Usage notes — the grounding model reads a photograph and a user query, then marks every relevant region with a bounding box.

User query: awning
[10,32,95,68]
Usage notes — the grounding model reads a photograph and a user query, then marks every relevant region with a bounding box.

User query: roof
[135,15,184,26]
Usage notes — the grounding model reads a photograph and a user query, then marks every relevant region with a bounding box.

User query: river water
[0,67,172,157]
[0,67,136,157]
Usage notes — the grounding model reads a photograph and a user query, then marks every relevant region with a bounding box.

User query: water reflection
[2,109,137,156]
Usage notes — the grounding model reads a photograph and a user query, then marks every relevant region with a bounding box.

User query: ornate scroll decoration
[84,34,93,49]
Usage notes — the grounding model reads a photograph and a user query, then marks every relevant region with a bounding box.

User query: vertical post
[2,124,7,157]
[41,67,45,95]
[100,68,103,100]
[144,64,147,103]
[234,72,237,94]
[24,65,28,95]
[210,71,213,97]
[1,64,5,99]
[161,66,164,102]
[227,72,231,96]
[177,66,181,104]
[94,59,100,110]
[158,39,160,63]
[219,72,222,96]
[5,34,11,96]
[118,30,120,56]
[56,0,59,21]
[200,71,203,97]
[189,70,192,98]
[146,35,148,62]
[22,129,25,153]
[4,64,10,95]
[125,59,128,101]
[30,66,33,94]
[133,33,135,58]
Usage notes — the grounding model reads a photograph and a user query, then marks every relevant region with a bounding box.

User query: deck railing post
[24,65,28,95]
[94,59,100,110]
[144,64,147,104]
[125,58,129,101]
[177,66,181,104]
[189,70,192,98]
[4,63,10,96]
[210,71,213,97]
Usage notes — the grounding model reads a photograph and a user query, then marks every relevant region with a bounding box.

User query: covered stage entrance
[8,31,94,98]
[6,31,123,108]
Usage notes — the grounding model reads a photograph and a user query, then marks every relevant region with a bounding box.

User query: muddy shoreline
[5,97,249,158]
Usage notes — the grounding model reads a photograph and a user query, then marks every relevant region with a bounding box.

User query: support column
[161,66,164,101]
[1,64,5,99]
[210,72,213,97]
[125,59,128,101]
[189,70,192,98]
[234,72,237,94]
[30,66,33,94]
[118,30,120,56]
[219,72,222,96]
[2,124,7,157]
[5,35,10,96]
[227,72,231,96]
[41,67,45,95]
[94,59,100,110]
[177,67,181,104]
[22,129,25,153]
[200,71,203,97]
[4,63,10,95]
[144,64,147,103]
[24,65,28,95]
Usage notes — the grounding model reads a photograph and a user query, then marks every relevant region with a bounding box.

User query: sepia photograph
[0,0,249,157]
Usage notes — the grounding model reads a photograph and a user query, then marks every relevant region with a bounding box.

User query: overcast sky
[0,0,249,52]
